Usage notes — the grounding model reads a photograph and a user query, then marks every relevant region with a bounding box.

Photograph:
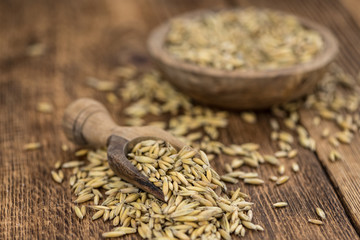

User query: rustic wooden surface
[230,0,360,233]
[1,0,360,240]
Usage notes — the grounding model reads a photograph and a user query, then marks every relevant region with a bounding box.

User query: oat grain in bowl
[165,8,324,71]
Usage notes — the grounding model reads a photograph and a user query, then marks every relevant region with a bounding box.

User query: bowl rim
[147,8,339,78]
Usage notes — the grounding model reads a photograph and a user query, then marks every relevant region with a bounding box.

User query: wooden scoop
[63,98,185,201]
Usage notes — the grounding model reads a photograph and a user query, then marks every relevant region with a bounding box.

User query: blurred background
[1,0,360,239]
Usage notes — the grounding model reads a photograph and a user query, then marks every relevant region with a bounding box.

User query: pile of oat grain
[55,140,263,239]
[47,63,360,238]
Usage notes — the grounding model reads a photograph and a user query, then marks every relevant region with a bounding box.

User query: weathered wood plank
[340,0,360,28]
[220,112,359,240]
[301,109,360,235]
[0,0,359,240]
[230,0,360,234]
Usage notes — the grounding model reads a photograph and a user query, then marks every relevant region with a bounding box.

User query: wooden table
[1,0,360,239]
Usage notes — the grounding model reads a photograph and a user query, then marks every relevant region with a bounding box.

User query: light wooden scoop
[63,98,185,201]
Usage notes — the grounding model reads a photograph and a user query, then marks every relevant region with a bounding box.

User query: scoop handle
[62,98,117,147]
[63,98,185,148]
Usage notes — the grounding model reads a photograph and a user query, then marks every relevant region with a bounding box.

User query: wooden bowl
[147,9,338,110]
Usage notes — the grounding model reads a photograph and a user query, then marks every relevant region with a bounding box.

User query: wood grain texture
[231,0,360,234]
[300,109,360,232]
[340,0,360,28]
[0,0,359,240]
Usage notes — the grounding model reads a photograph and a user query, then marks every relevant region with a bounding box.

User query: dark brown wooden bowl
[147,9,338,110]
